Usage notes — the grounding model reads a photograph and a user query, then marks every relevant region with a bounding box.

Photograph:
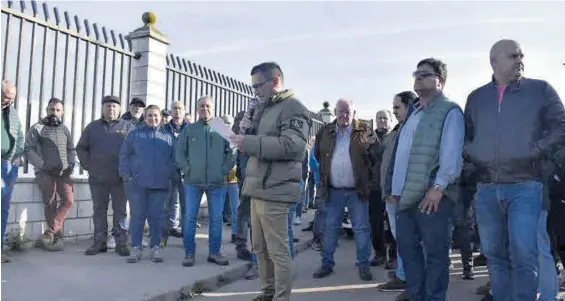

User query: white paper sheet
[209,117,236,142]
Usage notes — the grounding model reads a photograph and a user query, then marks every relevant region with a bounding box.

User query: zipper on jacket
[55,126,60,169]
[494,90,502,183]
[152,128,156,187]
[205,125,209,186]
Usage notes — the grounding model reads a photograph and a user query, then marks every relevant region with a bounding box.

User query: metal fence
[165,54,252,118]
[1,0,135,177]
[165,55,325,135]
[2,0,326,178]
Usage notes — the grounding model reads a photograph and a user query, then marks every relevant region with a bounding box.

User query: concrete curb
[146,238,313,301]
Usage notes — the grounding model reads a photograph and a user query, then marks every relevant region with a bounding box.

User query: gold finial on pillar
[142,12,157,26]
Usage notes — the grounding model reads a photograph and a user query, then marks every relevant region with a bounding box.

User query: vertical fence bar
[126,56,132,103]
[70,14,81,141]
[100,27,109,97]
[2,9,12,80]
[13,3,25,108]
[37,10,49,119]
[90,23,100,121]
[109,30,117,95]
[118,34,125,100]
[61,11,71,106]
[25,3,37,125]
[80,19,91,132]
[51,7,60,99]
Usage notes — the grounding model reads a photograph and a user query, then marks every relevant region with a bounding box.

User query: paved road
[197,238,565,301]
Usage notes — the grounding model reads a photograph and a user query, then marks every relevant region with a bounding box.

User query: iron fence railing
[1,0,135,177]
[165,54,252,118]
[2,0,326,179]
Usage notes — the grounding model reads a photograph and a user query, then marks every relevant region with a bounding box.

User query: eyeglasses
[412,70,441,79]
[251,78,273,89]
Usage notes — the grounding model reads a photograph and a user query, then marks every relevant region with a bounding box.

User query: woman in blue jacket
[119,105,176,263]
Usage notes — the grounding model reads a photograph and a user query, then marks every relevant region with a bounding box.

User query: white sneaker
[107,235,116,249]
[293,216,301,225]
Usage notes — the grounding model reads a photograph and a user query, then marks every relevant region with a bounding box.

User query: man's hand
[229,135,245,152]
[418,186,444,214]
[12,157,24,167]
[239,117,251,134]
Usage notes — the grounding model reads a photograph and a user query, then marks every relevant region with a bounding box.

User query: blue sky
[27,1,565,120]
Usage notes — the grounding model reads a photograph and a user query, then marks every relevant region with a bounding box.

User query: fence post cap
[142,12,157,26]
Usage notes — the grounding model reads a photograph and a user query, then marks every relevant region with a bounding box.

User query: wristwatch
[431,184,445,192]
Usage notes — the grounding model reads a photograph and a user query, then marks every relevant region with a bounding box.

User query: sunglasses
[412,70,442,79]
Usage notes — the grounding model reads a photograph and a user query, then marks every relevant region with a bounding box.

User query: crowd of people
[1,38,565,301]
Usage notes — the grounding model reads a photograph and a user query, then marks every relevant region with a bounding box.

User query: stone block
[15,202,45,223]
[131,67,167,88]
[7,204,16,223]
[10,182,37,203]
[130,38,168,55]
[67,199,79,219]
[148,38,168,55]
[26,221,47,239]
[131,51,167,73]
[74,183,92,201]
[77,200,94,218]
[63,218,92,236]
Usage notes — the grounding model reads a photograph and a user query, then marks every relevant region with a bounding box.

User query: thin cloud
[179,17,549,57]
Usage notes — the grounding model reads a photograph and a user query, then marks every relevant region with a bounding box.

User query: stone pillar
[126,12,169,109]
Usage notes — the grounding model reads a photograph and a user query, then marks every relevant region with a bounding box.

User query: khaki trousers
[251,198,292,301]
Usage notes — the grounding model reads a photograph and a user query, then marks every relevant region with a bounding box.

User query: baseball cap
[102,95,121,105]
[130,97,146,107]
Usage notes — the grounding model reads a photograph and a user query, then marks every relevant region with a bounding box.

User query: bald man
[1,80,24,263]
[464,39,565,301]
[312,98,379,282]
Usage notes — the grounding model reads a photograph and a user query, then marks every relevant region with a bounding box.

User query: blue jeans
[163,175,184,231]
[449,190,474,271]
[312,184,325,242]
[225,183,239,234]
[474,180,542,301]
[538,210,558,301]
[128,185,168,248]
[1,160,19,248]
[295,180,305,218]
[397,199,452,301]
[321,188,371,268]
[288,203,297,259]
[385,201,405,281]
[183,184,226,255]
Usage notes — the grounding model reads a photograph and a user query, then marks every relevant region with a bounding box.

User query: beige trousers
[251,198,292,301]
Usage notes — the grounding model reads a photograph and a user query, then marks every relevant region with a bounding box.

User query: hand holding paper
[209,117,236,141]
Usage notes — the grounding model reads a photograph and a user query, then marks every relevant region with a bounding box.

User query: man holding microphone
[230,62,311,301]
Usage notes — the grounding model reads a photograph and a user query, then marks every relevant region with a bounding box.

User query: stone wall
[6,177,107,243]
[5,176,210,245]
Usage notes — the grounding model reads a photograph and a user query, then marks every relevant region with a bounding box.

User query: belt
[329,185,355,190]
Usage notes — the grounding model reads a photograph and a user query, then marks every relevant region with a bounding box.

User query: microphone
[245,98,258,120]
[243,98,259,134]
